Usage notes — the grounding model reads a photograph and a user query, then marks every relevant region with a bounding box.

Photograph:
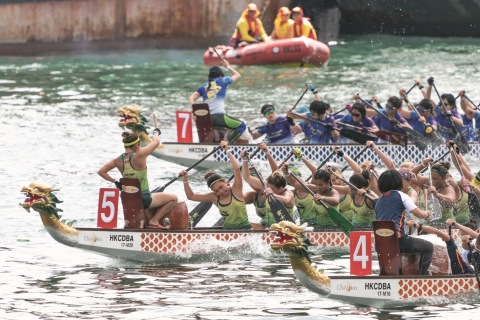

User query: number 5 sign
[350,231,372,275]
[97,188,119,228]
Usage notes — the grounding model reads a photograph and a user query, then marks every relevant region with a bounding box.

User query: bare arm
[332,184,351,194]
[313,188,340,206]
[270,189,295,207]
[407,220,450,241]
[97,159,118,183]
[341,152,362,174]
[367,141,395,170]
[260,143,278,172]
[250,129,264,139]
[301,156,318,177]
[411,207,430,220]
[446,219,479,239]
[189,92,201,106]
[135,132,161,157]
[179,170,217,203]
[459,90,476,120]
[290,124,303,134]
[227,147,244,200]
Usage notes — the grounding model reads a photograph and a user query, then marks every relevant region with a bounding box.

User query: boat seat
[373,220,403,276]
[119,178,146,229]
[192,103,215,143]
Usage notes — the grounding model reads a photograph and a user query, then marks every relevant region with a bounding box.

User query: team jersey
[374,109,407,133]
[339,114,376,128]
[375,190,417,238]
[434,106,462,141]
[445,237,474,274]
[307,113,336,144]
[406,111,437,134]
[257,116,295,143]
[298,120,312,142]
[196,76,233,114]
[460,114,477,142]
[475,110,480,140]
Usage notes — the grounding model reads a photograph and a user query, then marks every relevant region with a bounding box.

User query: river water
[2,35,480,319]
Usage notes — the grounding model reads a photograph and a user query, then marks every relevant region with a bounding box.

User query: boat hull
[329,275,479,306]
[203,37,330,66]
[152,142,480,170]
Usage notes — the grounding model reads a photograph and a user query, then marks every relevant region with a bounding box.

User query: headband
[397,168,413,181]
[209,178,224,189]
[431,168,447,177]
[124,137,140,147]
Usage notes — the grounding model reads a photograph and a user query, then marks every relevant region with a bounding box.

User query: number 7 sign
[97,188,119,228]
[350,231,372,275]
[176,111,193,142]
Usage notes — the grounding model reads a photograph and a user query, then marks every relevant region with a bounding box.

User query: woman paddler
[98,130,178,229]
[241,144,295,228]
[188,59,247,143]
[179,141,252,230]
[375,170,433,275]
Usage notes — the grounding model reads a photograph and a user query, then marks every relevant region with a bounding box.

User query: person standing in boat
[375,169,433,275]
[250,104,302,144]
[269,7,294,40]
[179,141,252,230]
[189,59,246,143]
[230,3,269,48]
[98,131,178,229]
[291,7,317,40]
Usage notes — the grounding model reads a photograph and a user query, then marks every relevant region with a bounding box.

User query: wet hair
[349,171,370,189]
[431,162,450,178]
[266,171,287,189]
[309,101,328,115]
[122,131,139,146]
[261,104,275,115]
[463,219,478,231]
[417,99,433,111]
[441,93,456,108]
[378,170,403,193]
[400,159,414,169]
[207,67,224,91]
[387,96,402,109]
[360,160,373,172]
[313,169,331,185]
[205,172,225,189]
[330,165,341,174]
[351,102,366,118]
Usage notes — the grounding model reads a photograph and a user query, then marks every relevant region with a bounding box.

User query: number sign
[97,188,119,228]
[350,231,372,275]
[176,111,193,142]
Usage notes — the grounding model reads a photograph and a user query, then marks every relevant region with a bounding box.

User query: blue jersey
[445,237,474,275]
[460,114,476,142]
[334,113,345,121]
[196,76,233,114]
[375,190,417,238]
[257,117,295,144]
[298,121,312,142]
[375,109,407,133]
[434,106,461,140]
[406,111,437,134]
[339,114,376,128]
[475,111,480,140]
[308,113,336,144]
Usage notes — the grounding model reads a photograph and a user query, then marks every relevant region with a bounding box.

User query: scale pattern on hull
[398,278,478,299]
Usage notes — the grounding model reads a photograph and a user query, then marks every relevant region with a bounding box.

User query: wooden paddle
[340,146,369,172]
[245,153,295,223]
[358,96,428,150]
[212,48,225,63]
[431,81,470,154]
[419,151,449,173]
[287,167,353,236]
[426,162,442,222]
[403,93,443,145]
[189,202,214,227]
[406,83,417,95]
[464,94,479,110]
[151,146,221,193]
[329,170,378,204]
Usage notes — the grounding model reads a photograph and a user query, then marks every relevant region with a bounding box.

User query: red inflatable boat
[203,36,330,67]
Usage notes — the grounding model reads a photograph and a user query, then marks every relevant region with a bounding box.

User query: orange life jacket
[293,18,316,40]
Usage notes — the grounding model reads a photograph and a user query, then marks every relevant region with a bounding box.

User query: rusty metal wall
[0,0,281,44]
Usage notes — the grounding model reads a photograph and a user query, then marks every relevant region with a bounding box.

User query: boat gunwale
[330,274,479,280]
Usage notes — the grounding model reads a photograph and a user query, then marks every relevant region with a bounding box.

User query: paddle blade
[400,127,429,151]
[339,128,375,145]
[327,207,354,237]
[467,192,480,222]
[427,195,442,222]
[423,125,443,146]
[375,130,408,147]
[268,196,295,223]
[454,130,471,155]
[189,202,213,227]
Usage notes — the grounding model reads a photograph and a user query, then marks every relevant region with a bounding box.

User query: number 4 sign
[350,231,372,275]
[97,188,119,228]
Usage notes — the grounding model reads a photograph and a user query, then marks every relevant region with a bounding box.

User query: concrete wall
[0,0,281,44]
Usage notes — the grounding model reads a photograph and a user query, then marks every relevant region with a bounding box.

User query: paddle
[403,93,443,146]
[245,153,295,223]
[189,202,214,227]
[212,48,225,63]
[306,148,338,182]
[227,145,261,182]
[406,83,417,95]
[341,146,369,172]
[467,238,480,293]
[358,96,428,150]
[464,94,479,110]
[329,170,378,204]
[287,167,354,236]
[333,107,346,116]
[430,81,470,154]
[419,151,449,173]
[426,162,442,222]
[151,146,221,193]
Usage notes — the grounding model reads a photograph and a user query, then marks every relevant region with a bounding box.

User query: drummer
[97,130,178,229]
[179,141,252,230]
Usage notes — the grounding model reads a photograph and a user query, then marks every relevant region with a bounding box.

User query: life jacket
[236,16,260,40]
[294,18,317,40]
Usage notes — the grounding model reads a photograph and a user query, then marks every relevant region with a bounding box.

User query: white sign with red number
[97,188,119,228]
[176,110,193,143]
[350,231,372,276]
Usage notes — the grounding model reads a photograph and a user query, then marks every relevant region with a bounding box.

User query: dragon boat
[269,221,480,306]
[203,37,330,67]
[117,105,480,170]
[22,183,463,263]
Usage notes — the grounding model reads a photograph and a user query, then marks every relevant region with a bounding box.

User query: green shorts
[142,191,153,209]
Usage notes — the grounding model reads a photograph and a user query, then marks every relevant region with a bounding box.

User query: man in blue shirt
[251,104,302,143]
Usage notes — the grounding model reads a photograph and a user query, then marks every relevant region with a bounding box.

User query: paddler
[268,7,294,40]
[230,3,269,48]
[291,7,317,40]
[179,141,252,230]
[250,104,302,144]
[98,130,178,229]
[189,59,247,143]
[375,170,433,275]
[457,90,478,142]
[369,96,413,133]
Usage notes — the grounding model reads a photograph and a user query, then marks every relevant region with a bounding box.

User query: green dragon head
[270,221,315,263]
[21,182,63,219]
[117,105,150,139]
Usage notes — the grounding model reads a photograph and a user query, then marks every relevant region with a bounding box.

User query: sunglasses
[385,104,395,110]
[417,109,428,113]
[311,111,320,116]
[264,110,275,116]
[351,113,362,117]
